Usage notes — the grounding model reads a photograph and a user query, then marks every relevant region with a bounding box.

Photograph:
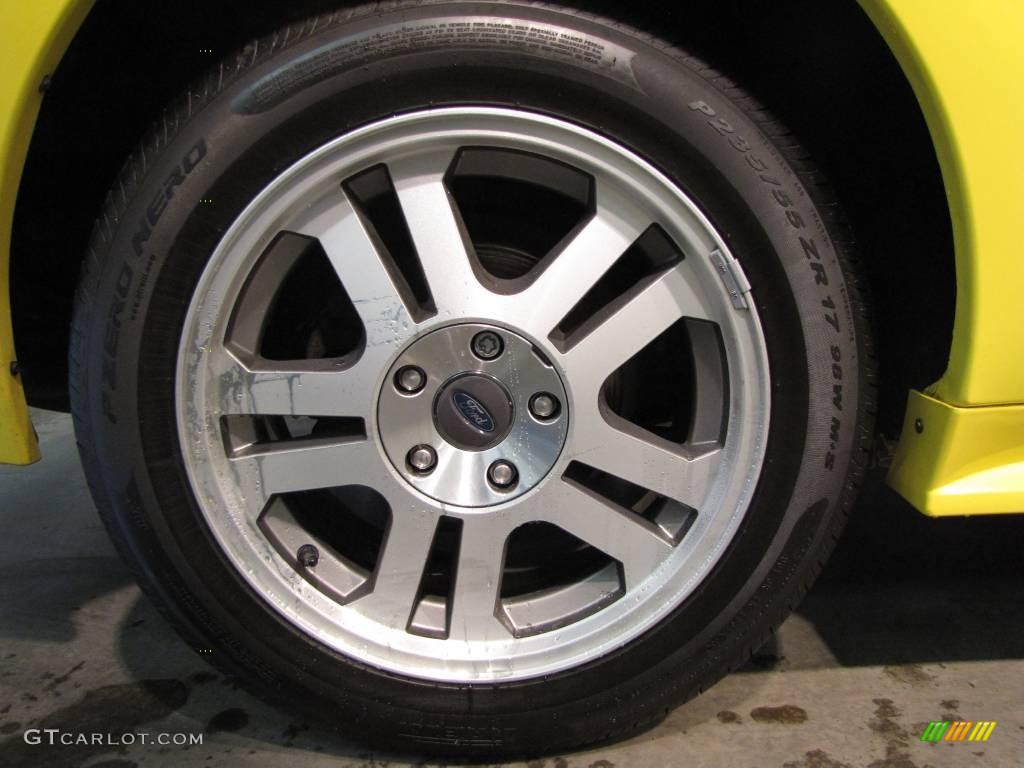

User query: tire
[70,1,875,758]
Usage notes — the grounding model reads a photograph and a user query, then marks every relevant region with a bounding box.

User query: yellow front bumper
[889,393,1024,516]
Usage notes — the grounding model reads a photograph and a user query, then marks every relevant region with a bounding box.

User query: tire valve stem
[297,544,319,568]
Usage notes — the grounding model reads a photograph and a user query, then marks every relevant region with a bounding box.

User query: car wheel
[70,1,875,757]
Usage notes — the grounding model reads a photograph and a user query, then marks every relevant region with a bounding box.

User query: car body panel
[859,0,1024,514]
[0,0,1021,516]
[858,0,1024,407]
[0,0,92,465]
[890,392,1024,515]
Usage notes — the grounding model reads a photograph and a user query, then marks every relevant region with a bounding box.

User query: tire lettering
[810,261,828,285]
[691,99,849,472]
[102,139,207,424]
[800,236,820,262]
[746,153,769,173]
[772,189,792,207]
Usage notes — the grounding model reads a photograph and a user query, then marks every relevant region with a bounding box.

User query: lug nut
[488,460,518,489]
[471,330,504,360]
[297,544,319,568]
[407,445,437,474]
[395,365,426,394]
[529,392,560,420]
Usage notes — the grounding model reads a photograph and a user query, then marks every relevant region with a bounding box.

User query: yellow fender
[0,0,93,464]
[860,0,1024,514]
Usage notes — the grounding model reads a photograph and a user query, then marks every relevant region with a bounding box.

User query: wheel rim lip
[175,107,771,682]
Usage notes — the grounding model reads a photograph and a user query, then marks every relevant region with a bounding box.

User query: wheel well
[11,0,953,434]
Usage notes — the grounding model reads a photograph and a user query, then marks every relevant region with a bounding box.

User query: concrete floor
[1,410,1022,768]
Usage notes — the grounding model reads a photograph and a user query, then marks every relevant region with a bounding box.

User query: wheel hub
[377,323,569,507]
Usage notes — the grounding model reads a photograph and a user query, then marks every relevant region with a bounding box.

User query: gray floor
[1,409,1022,768]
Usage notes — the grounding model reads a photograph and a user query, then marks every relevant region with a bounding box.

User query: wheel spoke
[388,150,480,316]
[227,438,381,514]
[355,510,442,631]
[449,516,514,641]
[529,480,674,589]
[512,196,647,337]
[561,263,714,383]
[212,349,378,418]
[570,415,721,510]
[291,187,418,345]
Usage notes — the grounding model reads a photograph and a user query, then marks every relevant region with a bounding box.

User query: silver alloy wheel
[176,108,770,682]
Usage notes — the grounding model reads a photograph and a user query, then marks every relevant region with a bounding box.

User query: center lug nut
[487,460,518,489]
[407,445,437,474]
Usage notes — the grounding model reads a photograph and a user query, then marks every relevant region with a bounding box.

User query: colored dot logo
[921,720,996,742]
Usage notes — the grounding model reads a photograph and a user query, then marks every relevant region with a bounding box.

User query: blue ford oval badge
[452,391,495,433]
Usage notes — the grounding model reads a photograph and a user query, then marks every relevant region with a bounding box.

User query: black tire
[70,1,875,758]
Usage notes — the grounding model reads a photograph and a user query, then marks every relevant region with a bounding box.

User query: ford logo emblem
[452,391,495,433]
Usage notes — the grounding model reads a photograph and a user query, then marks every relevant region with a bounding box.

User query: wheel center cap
[377,323,569,507]
[434,374,513,451]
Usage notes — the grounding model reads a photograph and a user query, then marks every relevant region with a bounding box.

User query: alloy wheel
[176,108,770,682]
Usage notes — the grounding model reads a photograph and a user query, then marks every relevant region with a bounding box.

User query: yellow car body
[1,0,1022,517]
[0,0,93,466]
